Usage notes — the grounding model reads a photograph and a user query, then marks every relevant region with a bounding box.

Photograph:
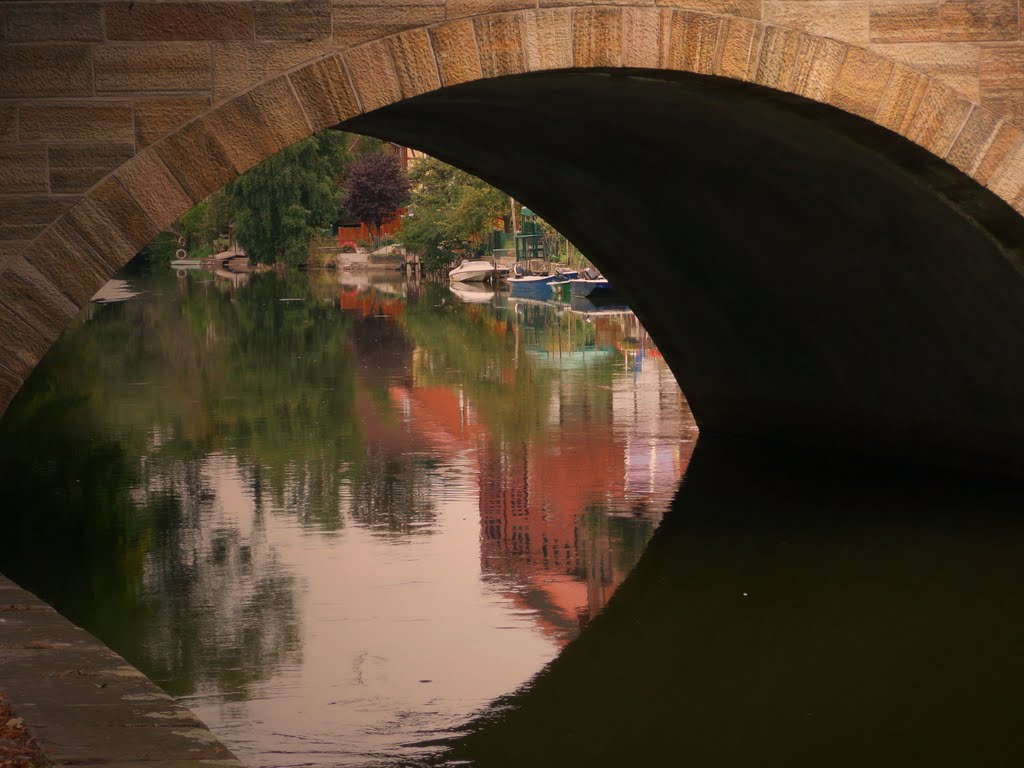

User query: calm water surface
[0,263,695,766]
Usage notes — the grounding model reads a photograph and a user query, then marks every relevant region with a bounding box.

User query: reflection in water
[0,264,693,766]
[443,441,1024,767]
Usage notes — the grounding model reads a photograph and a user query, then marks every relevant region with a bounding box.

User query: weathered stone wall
[0,1,1023,469]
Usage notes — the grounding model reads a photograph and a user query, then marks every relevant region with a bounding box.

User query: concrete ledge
[0,574,244,768]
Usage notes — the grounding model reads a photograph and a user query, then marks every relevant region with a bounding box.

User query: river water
[3,262,1023,768]
[0,262,695,766]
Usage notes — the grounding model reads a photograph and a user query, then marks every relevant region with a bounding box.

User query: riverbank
[0,575,244,768]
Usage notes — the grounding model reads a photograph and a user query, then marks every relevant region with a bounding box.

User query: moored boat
[449,259,507,283]
[508,265,578,299]
[569,268,619,300]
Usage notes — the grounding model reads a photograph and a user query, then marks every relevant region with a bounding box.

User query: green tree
[399,157,508,271]
[227,129,349,266]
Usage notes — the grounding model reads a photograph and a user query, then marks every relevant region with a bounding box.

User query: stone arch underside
[1,6,1023,475]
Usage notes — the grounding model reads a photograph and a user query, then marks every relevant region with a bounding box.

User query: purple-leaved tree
[341,151,411,244]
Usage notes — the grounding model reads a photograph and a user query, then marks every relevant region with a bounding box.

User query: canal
[0,260,694,766]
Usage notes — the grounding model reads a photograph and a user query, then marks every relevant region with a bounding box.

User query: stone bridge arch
[1,3,1023,473]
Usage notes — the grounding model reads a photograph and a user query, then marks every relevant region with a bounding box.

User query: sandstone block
[207,77,311,173]
[134,97,210,148]
[0,242,28,265]
[790,36,847,102]
[256,0,332,41]
[657,0,760,21]
[869,0,1017,43]
[213,38,336,100]
[95,44,212,95]
[20,104,135,144]
[0,147,49,195]
[0,45,92,98]
[332,3,445,48]
[289,56,361,132]
[875,62,930,134]
[828,45,893,119]
[431,20,484,86]
[903,81,973,155]
[390,29,443,97]
[971,121,1021,185]
[49,144,136,194]
[116,150,194,231]
[476,14,530,78]
[23,219,114,307]
[0,198,75,241]
[714,16,764,81]
[540,0,654,5]
[6,3,103,42]
[344,41,402,113]
[105,2,254,41]
[573,8,624,68]
[0,258,78,378]
[872,42,980,101]
[666,11,720,75]
[765,1,870,45]
[623,8,670,69]
[524,8,573,72]
[66,178,160,271]
[980,44,1024,126]
[945,106,1003,177]
[0,304,47,391]
[155,120,238,202]
[449,0,535,19]
[0,108,15,143]
[986,133,1024,205]
[754,26,803,92]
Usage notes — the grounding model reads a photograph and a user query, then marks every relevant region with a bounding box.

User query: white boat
[449,259,507,283]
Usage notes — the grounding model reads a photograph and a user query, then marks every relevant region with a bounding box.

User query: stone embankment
[0,575,243,768]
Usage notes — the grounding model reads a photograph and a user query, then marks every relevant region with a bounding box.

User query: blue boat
[507,266,578,299]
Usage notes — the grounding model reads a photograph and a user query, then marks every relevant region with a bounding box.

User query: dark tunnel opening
[344,69,1024,479]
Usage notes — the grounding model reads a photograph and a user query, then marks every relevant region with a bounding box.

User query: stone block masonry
[0,574,245,768]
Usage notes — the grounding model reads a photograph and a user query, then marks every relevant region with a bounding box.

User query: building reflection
[337,282,698,645]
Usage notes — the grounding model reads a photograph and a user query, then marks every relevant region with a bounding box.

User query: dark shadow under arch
[345,69,1024,478]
